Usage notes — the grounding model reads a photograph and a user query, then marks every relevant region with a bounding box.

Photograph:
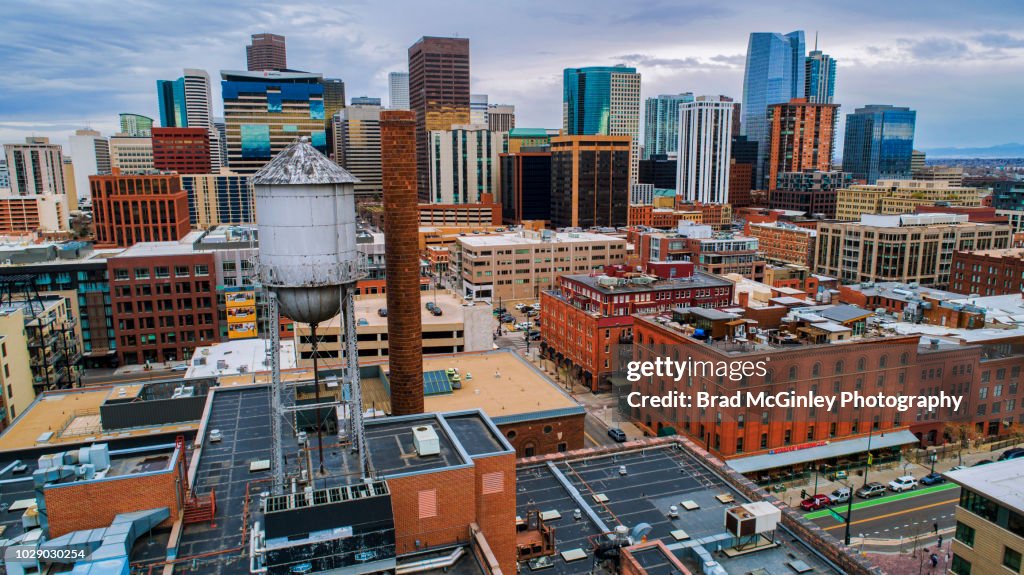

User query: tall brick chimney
[380,110,424,415]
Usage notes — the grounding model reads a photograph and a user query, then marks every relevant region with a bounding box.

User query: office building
[350,96,380,106]
[91,173,191,247]
[67,129,111,205]
[417,195,502,227]
[550,135,631,228]
[3,137,68,197]
[747,221,817,267]
[563,65,642,184]
[948,461,1024,575]
[456,230,627,302]
[842,105,917,183]
[677,96,733,204]
[541,261,734,391]
[741,30,805,186]
[151,128,211,174]
[766,98,838,190]
[180,173,255,227]
[470,93,488,125]
[212,119,228,167]
[119,114,153,137]
[408,36,471,199]
[835,179,983,221]
[334,102,383,196]
[500,151,551,224]
[0,192,68,235]
[913,165,964,187]
[246,33,286,71]
[321,77,346,120]
[637,154,677,190]
[911,149,926,173]
[816,214,1012,285]
[108,136,154,174]
[488,104,515,132]
[804,50,836,104]
[220,70,328,174]
[428,125,505,204]
[387,71,409,110]
[182,69,213,129]
[950,248,1024,296]
[506,127,558,153]
[632,223,765,280]
[156,77,186,128]
[729,161,755,208]
[643,93,693,159]
[770,170,851,218]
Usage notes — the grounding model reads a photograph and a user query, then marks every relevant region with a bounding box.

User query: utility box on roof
[412,425,440,456]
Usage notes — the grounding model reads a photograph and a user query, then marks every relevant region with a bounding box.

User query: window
[950,554,971,575]
[812,363,821,377]
[175,265,189,277]
[760,433,768,448]
[506,430,516,440]
[114,269,129,281]
[194,264,209,277]
[134,268,150,280]
[543,425,553,434]
[954,522,975,547]
[835,361,844,374]
[1004,548,1022,572]
[788,366,798,381]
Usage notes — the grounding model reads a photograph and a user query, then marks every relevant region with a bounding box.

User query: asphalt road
[806,482,959,545]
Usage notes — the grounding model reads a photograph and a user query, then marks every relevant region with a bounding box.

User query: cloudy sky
[3,0,1023,151]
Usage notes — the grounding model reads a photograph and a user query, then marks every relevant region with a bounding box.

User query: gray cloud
[974,33,1024,49]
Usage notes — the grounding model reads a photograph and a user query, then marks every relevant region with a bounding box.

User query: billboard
[224,288,257,339]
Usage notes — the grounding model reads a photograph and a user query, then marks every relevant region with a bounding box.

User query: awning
[726,429,919,475]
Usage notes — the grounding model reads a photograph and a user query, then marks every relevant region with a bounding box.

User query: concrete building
[766,98,838,191]
[0,159,8,190]
[67,129,111,205]
[816,213,1013,286]
[948,460,1024,575]
[540,261,734,390]
[180,172,255,227]
[506,127,559,153]
[630,223,765,281]
[563,65,642,184]
[387,71,409,110]
[418,196,502,227]
[0,306,34,426]
[487,104,515,132]
[91,173,191,247]
[246,32,286,71]
[333,103,383,196]
[835,179,984,221]
[408,37,471,199]
[470,93,488,125]
[3,137,68,197]
[677,96,734,204]
[0,192,68,235]
[950,248,1024,296]
[108,136,154,174]
[456,230,628,303]
[913,165,964,186]
[643,93,693,159]
[769,170,851,218]
[0,293,81,394]
[151,128,211,174]
[747,221,817,267]
[428,125,505,204]
[500,151,551,224]
[549,135,631,228]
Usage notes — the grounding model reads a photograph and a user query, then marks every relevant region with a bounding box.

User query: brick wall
[498,412,585,458]
[388,466,476,555]
[471,453,517,574]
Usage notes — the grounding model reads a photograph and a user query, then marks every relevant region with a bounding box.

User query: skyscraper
[643,93,694,159]
[321,77,346,119]
[563,65,642,184]
[766,98,838,190]
[220,70,328,174]
[677,96,734,204]
[334,103,383,196]
[805,50,836,104]
[119,114,153,137]
[388,72,409,110]
[550,135,631,228]
[3,138,69,197]
[428,125,505,204]
[470,94,489,125]
[181,68,222,172]
[487,104,515,132]
[68,129,111,204]
[152,128,211,174]
[246,33,287,72]
[156,77,186,128]
[842,105,917,184]
[741,30,806,186]
[408,36,471,199]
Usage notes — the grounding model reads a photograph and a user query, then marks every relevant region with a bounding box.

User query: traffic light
[801,489,808,499]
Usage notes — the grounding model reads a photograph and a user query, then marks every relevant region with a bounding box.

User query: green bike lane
[803,482,958,521]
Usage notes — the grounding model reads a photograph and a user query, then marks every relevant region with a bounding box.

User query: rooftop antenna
[814,31,819,51]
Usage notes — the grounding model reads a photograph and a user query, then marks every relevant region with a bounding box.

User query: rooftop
[458,230,625,247]
[947,458,1024,515]
[960,247,1024,258]
[185,338,297,379]
[112,231,205,258]
[844,281,966,303]
[304,291,479,330]
[563,271,733,295]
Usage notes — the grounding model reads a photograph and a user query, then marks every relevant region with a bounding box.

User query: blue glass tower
[157,78,187,128]
[643,93,694,159]
[563,66,637,135]
[805,50,836,104]
[741,30,805,186]
[842,105,917,184]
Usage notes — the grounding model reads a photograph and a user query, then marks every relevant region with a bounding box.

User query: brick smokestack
[380,110,424,415]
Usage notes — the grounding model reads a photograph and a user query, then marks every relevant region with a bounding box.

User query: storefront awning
[726,429,919,475]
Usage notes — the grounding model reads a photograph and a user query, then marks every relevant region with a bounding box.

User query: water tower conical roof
[253,137,361,185]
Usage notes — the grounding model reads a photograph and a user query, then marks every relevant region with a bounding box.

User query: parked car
[526,309,539,317]
[888,476,918,492]
[999,447,1024,461]
[920,472,946,486]
[973,459,994,466]
[828,487,851,505]
[499,314,515,323]
[209,429,223,443]
[493,307,507,315]
[514,303,528,311]
[514,322,531,331]
[800,494,831,511]
[377,308,388,317]
[608,428,627,442]
[855,482,887,499]
[426,302,438,311]
[171,364,188,372]
[430,307,443,316]
[531,303,542,310]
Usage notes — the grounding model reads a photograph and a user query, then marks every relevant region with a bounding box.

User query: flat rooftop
[305,291,473,330]
[0,386,199,454]
[845,281,966,302]
[947,459,1024,515]
[517,446,839,575]
[360,350,582,420]
[185,338,297,379]
[458,231,624,247]
[110,231,204,258]
[564,271,733,295]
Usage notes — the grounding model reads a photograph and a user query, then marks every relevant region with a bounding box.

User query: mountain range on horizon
[919,142,1024,158]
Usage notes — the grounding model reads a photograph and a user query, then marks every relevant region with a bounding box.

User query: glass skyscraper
[741,30,805,186]
[563,65,642,183]
[157,78,187,128]
[643,93,694,159]
[841,105,917,184]
[805,50,836,104]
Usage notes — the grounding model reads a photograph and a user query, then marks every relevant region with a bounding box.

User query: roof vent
[412,425,440,456]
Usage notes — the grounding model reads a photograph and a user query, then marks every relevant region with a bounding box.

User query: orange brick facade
[500,412,586,458]
[90,172,191,248]
[747,223,817,267]
[767,98,838,191]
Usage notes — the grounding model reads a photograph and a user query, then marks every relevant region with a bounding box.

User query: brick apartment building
[746,222,817,268]
[151,127,211,174]
[629,224,766,282]
[950,248,1024,296]
[540,261,734,391]
[766,99,838,192]
[107,238,217,364]
[90,172,191,248]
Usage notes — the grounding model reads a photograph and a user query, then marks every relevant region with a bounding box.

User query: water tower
[254,137,367,487]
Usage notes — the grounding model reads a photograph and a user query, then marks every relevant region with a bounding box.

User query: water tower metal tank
[253,137,363,325]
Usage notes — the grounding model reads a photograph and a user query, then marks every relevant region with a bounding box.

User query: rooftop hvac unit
[724,502,780,538]
[413,425,440,456]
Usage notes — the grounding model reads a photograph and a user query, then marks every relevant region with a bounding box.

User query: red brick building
[151,127,211,174]
[950,248,1024,296]
[107,242,217,364]
[90,172,192,248]
[747,222,817,267]
[766,99,838,191]
[728,161,754,208]
[914,205,1010,224]
[540,262,734,391]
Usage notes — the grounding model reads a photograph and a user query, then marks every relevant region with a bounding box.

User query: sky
[3,0,1024,151]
